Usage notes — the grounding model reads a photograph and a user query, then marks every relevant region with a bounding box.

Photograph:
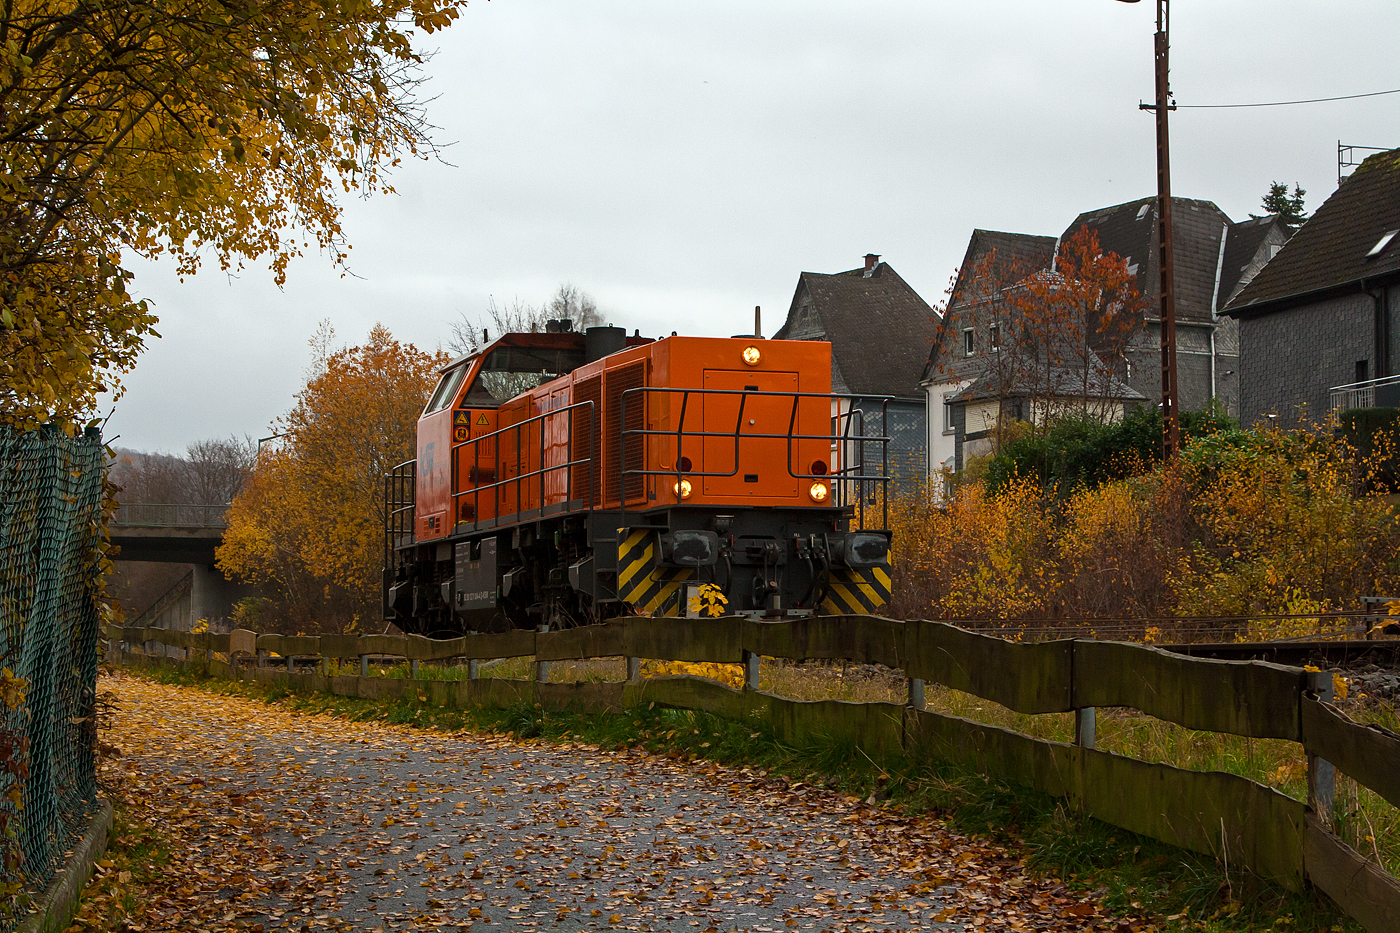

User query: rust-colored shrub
[888,421,1400,635]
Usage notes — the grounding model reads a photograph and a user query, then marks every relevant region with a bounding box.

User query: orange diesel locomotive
[383,324,892,635]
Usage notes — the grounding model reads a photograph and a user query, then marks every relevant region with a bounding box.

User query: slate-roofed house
[1218,215,1292,307]
[921,202,1288,476]
[919,230,1058,476]
[1064,196,1260,419]
[950,367,1144,472]
[1222,147,1400,425]
[774,254,935,485]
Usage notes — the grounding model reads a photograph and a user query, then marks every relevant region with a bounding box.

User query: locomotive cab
[384,325,892,637]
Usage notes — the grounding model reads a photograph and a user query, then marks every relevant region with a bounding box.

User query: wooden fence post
[1076,707,1096,750]
[1307,670,1336,824]
[627,657,641,683]
[535,624,550,684]
[410,659,420,679]
[907,677,925,711]
[468,659,479,680]
[360,655,369,677]
[744,650,761,692]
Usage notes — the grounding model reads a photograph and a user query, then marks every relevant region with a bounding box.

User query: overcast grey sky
[106,0,1400,453]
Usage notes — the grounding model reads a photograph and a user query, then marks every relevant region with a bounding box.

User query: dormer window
[963,328,974,356]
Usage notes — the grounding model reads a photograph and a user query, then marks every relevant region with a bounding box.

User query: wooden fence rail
[105,615,1400,932]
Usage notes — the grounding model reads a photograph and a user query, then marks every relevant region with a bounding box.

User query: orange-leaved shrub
[890,420,1400,634]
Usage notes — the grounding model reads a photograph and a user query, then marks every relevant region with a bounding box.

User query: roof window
[1135,203,1151,221]
[1366,230,1398,260]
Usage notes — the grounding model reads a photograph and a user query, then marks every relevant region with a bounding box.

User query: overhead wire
[1176,87,1400,109]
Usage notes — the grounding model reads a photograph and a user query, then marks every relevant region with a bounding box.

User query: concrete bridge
[110,503,249,628]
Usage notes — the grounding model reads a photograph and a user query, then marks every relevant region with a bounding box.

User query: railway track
[1161,639,1400,668]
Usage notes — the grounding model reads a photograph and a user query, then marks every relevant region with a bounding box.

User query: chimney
[863,253,880,277]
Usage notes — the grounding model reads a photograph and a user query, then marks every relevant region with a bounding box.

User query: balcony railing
[1330,374,1400,413]
[111,503,230,528]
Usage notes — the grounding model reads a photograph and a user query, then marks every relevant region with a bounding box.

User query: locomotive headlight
[674,478,693,499]
[742,345,762,366]
[808,481,829,502]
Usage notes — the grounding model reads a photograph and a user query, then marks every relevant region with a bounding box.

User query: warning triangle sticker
[476,413,491,425]
[454,411,470,425]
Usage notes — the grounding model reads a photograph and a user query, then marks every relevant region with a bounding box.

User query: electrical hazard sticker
[454,411,470,425]
[453,426,469,442]
[476,413,491,425]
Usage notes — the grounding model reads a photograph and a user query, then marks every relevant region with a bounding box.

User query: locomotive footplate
[615,519,891,617]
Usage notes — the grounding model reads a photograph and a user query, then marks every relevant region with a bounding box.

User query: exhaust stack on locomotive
[383,326,892,636]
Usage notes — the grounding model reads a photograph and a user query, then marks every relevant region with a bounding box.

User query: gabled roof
[1062,196,1233,324]
[1217,215,1288,307]
[1224,147,1400,316]
[921,229,1057,385]
[774,261,935,398]
[948,365,1144,404]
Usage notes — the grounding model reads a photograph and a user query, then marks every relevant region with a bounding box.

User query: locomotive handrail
[618,386,893,531]
[447,399,598,531]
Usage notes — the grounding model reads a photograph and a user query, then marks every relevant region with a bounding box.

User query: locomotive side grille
[604,361,646,503]
[571,374,602,503]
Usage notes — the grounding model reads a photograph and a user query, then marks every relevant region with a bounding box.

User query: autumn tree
[217,325,447,633]
[0,0,465,427]
[447,284,604,356]
[930,226,1147,444]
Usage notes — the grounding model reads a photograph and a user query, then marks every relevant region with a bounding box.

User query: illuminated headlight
[742,346,762,366]
[808,481,829,502]
[674,479,693,499]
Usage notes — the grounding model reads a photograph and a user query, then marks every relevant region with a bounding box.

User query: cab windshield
[466,345,586,403]
[423,364,467,415]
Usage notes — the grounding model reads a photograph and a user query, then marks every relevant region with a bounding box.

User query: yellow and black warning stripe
[819,565,892,615]
[617,527,694,617]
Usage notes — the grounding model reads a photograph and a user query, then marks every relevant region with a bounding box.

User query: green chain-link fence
[0,425,104,927]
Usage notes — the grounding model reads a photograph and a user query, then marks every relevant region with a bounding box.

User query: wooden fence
[104,616,1400,932]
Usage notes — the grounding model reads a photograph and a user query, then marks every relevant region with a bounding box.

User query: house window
[942,393,955,435]
[989,323,1000,351]
[963,328,974,356]
[1357,360,1369,383]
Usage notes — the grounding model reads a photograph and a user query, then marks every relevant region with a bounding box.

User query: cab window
[423,364,467,415]
[468,345,585,403]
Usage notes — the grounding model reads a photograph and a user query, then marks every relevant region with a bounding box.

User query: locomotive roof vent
[545,318,575,333]
[585,325,627,363]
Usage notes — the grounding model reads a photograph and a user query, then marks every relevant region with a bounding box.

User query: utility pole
[1139,1,1179,458]
[1120,0,1179,459]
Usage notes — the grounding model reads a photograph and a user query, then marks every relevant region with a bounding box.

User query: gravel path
[89,674,1122,933]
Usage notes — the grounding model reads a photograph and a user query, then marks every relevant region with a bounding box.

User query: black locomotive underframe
[384,505,873,637]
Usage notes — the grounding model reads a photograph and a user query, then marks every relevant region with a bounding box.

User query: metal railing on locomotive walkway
[384,388,895,548]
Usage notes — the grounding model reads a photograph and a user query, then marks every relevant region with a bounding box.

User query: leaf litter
[70,673,1151,932]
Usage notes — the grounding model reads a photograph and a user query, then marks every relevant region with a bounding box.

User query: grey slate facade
[1235,292,1385,423]
[1223,148,1400,426]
